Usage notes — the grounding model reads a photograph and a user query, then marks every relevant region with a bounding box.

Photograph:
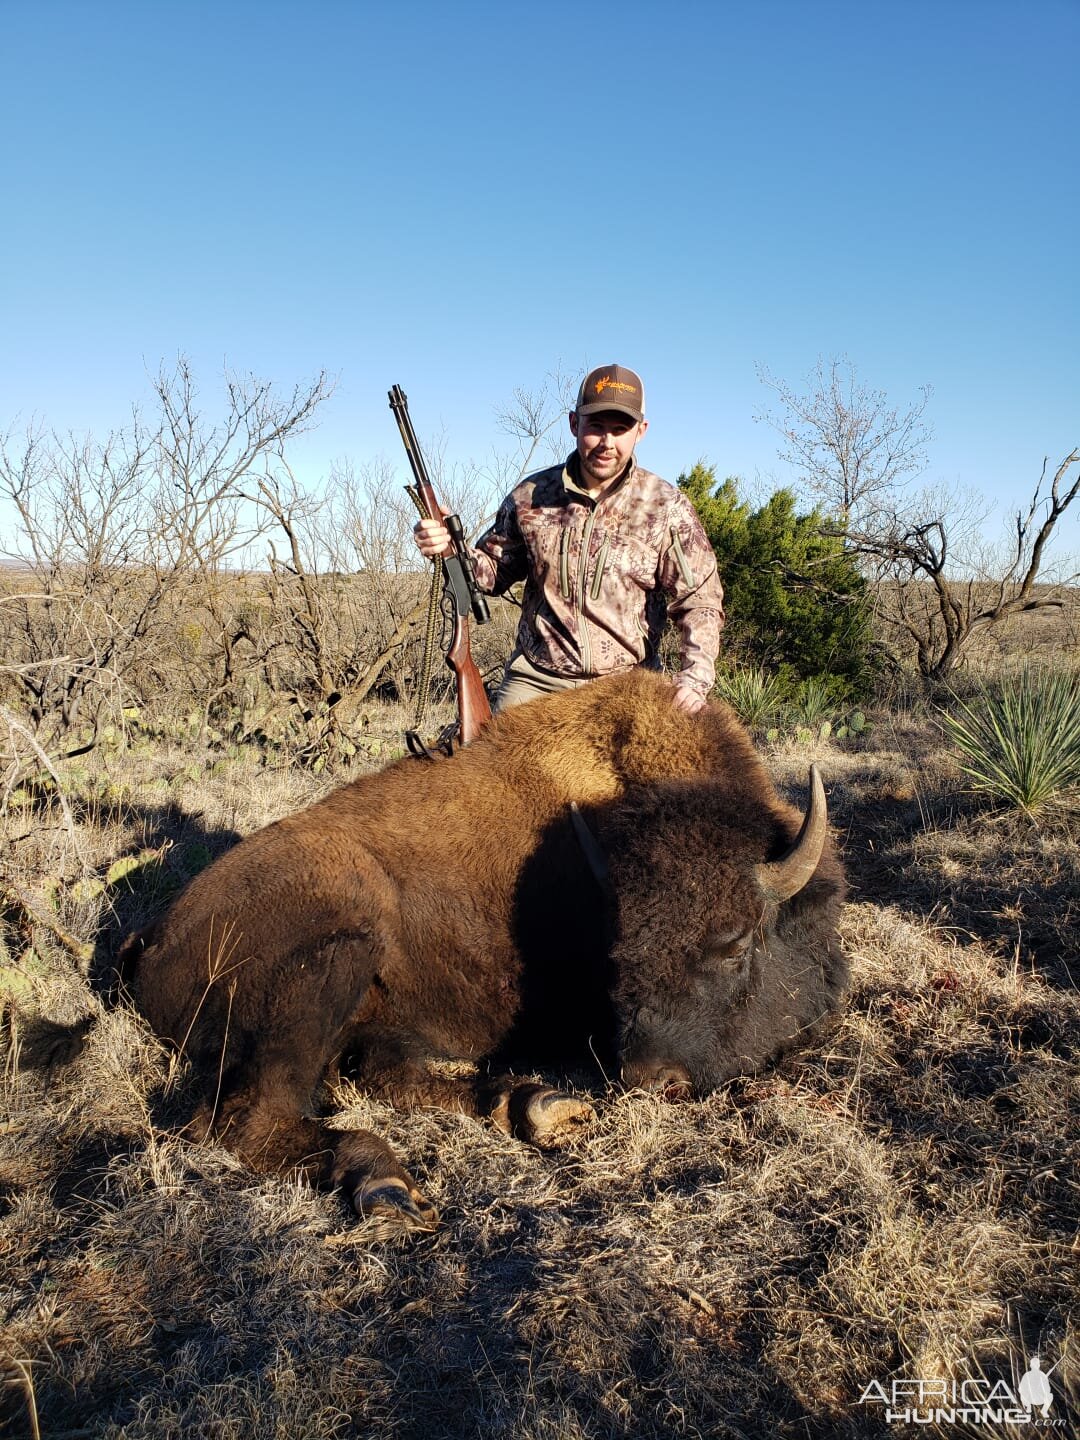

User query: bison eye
[711,921,754,956]
[696,933,748,967]
[702,927,754,984]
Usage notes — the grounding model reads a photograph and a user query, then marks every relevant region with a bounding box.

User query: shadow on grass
[822,762,1078,989]
[87,798,244,999]
[5,801,243,1118]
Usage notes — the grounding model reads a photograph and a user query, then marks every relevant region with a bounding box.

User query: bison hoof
[353,1177,439,1238]
[511,1085,595,1149]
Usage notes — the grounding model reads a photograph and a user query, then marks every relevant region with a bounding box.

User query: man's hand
[672,682,707,715]
[414,518,454,559]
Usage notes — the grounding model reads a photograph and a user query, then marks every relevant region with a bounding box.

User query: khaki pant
[494,651,662,712]
[493,652,592,712]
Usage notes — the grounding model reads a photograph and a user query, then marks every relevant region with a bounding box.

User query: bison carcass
[123,670,847,1230]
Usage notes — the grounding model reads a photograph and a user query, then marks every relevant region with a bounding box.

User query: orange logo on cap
[594,375,639,397]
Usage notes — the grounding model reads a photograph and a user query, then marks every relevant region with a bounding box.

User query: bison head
[573,766,846,1096]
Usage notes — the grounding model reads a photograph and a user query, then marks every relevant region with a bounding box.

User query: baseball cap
[575,364,646,422]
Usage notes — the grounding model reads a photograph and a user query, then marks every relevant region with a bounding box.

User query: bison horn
[755,764,828,903]
[570,802,611,890]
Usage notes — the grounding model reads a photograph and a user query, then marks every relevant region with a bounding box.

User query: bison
[122,670,847,1232]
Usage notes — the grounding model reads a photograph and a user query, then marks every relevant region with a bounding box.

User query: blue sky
[2,0,1077,531]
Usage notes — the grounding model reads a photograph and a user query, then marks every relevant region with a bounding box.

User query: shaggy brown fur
[123,671,847,1227]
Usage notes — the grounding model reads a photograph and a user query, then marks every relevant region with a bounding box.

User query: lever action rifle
[388,384,492,750]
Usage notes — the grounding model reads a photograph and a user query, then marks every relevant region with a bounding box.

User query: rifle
[388,384,492,748]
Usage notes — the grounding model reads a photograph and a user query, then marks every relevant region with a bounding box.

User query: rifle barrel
[388,385,430,493]
[389,383,490,626]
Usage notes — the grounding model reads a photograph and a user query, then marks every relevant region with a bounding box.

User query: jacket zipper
[589,535,610,602]
[559,525,571,600]
[669,526,695,588]
[576,507,598,673]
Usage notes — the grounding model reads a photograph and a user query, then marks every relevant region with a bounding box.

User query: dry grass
[1,697,1077,1439]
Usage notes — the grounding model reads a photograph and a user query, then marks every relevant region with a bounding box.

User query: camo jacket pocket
[605,531,661,592]
[516,504,574,594]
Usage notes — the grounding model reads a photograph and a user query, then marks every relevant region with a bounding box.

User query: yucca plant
[939,669,1080,818]
[712,665,789,731]
[789,674,837,731]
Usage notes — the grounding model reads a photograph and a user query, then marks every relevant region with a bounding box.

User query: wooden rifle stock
[448,621,491,745]
[388,385,492,745]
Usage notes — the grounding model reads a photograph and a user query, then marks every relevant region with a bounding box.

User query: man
[413,364,724,714]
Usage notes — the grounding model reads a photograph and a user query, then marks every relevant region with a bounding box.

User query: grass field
[1,681,1077,1438]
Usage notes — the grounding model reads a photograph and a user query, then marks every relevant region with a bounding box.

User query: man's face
[569,409,648,488]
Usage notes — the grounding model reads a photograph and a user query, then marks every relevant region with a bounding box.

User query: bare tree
[757,356,932,524]
[0,359,332,751]
[151,355,330,572]
[0,416,160,742]
[759,359,1079,683]
[0,360,581,773]
[490,363,578,500]
[227,459,400,761]
[848,453,1080,680]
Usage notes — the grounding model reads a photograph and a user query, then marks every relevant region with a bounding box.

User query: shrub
[713,665,789,730]
[938,669,1080,817]
[679,464,879,699]
[788,674,837,730]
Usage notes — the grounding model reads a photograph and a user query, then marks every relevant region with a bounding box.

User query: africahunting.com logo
[858,1355,1063,1426]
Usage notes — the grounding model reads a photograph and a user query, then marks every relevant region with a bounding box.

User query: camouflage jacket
[468,453,725,696]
